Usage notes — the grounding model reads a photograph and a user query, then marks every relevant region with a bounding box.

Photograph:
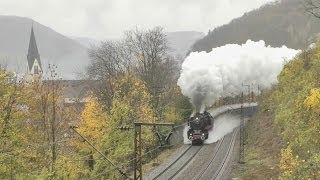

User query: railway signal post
[239,92,245,164]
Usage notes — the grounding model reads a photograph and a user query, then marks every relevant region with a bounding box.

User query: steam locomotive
[187,111,213,145]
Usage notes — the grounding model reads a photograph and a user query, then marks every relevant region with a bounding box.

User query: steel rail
[211,128,239,180]
[194,136,225,180]
[167,146,203,180]
[152,145,192,180]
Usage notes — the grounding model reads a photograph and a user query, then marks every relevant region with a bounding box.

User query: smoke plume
[177,40,299,112]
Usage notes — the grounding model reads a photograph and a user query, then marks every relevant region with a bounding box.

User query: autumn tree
[87,41,130,108]
[270,41,320,179]
[69,95,108,176]
[0,69,20,150]
[20,64,82,178]
[92,74,155,178]
[304,0,320,18]
[0,67,28,178]
[87,27,179,121]
[82,27,190,179]
[71,74,156,179]
[124,27,178,120]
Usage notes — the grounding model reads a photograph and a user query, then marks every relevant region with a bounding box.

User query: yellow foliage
[75,96,108,152]
[304,88,320,110]
[55,156,89,179]
[112,74,155,123]
[280,146,300,179]
[278,58,303,84]
[273,44,320,179]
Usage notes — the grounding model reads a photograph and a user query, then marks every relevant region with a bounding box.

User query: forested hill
[191,0,320,52]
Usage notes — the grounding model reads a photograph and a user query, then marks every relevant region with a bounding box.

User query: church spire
[27,24,42,75]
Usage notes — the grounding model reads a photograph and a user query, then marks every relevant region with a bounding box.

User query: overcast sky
[0,0,274,40]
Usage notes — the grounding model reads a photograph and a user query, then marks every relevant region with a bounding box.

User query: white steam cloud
[178,40,300,112]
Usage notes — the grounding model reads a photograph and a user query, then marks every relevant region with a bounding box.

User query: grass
[142,144,182,174]
[233,109,283,180]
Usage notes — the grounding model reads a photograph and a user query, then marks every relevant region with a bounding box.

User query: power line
[70,126,132,180]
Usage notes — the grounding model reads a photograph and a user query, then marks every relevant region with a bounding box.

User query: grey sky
[0,0,274,39]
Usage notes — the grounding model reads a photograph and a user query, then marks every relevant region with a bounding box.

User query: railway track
[211,128,239,180]
[195,128,238,180]
[152,128,238,180]
[173,128,238,180]
[152,145,202,180]
[194,136,225,180]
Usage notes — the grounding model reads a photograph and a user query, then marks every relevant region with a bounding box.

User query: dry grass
[233,109,283,180]
[142,145,182,174]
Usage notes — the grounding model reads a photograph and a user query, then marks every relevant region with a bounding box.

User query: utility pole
[256,84,261,100]
[239,92,245,164]
[251,83,254,103]
[242,84,250,102]
[134,123,142,180]
[133,122,174,180]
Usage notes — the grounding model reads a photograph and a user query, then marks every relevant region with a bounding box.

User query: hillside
[233,42,320,178]
[71,31,205,58]
[0,16,89,79]
[70,36,100,48]
[166,31,205,57]
[191,0,320,52]
[0,15,203,79]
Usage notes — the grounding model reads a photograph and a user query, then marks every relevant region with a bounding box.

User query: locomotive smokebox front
[187,111,213,145]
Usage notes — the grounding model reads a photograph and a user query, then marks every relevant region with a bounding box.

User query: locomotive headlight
[195,117,200,124]
[201,133,206,140]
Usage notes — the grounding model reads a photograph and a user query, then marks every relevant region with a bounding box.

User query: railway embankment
[232,96,283,179]
[233,43,320,179]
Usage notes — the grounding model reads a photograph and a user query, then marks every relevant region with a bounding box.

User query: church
[26,25,42,81]
[26,25,91,106]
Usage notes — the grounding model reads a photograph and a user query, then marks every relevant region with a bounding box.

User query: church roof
[27,26,42,71]
[43,80,94,99]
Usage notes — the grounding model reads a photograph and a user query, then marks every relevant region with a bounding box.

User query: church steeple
[27,24,42,77]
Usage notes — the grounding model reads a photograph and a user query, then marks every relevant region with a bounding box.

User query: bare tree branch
[303,0,320,18]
